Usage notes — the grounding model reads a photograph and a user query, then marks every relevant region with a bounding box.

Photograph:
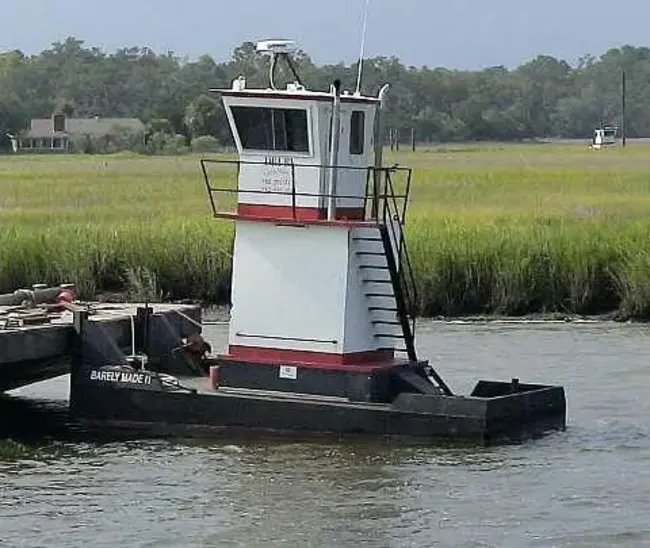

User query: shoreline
[201,310,638,325]
[93,293,636,325]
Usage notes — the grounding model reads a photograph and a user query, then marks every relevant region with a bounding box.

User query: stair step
[356,251,385,256]
[379,347,409,353]
[365,293,394,298]
[363,279,392,284]
[379,345,406,349]
[374,334,405,339]
[371,320,401,325]
[353,237,382,242]
[369,306,398,312]
[359,265,388,270]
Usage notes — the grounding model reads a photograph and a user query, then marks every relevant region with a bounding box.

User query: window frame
[229,105,312,155]
[349,110,365,155]
[53,114,66,133]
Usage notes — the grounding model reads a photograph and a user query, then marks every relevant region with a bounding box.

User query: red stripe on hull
[236,203,365,221]
[222,346,398,372]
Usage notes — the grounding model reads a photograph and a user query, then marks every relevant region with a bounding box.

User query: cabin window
[230,106,309,152]
[349,111,365,155]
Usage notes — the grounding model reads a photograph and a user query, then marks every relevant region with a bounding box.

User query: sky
[1,0,648,69]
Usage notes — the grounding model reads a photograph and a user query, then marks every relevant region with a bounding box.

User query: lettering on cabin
[260,159,293,194]
[264,156,293,166]
[90,370,153,385]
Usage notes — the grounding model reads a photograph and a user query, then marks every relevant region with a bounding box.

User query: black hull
[70,379,566,446]
[67,305,567,446]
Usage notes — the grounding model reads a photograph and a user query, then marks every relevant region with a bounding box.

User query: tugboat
[69,40,566,444]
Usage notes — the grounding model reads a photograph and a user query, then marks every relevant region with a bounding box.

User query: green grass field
[2,142,650,318]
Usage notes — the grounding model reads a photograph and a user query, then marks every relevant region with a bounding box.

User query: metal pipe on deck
[0,290,32,307]
[373,84,390,169]
[0,284,76,307]
[327,79,342,221]
[372,84,390,219]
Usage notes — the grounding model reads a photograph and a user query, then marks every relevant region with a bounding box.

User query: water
[2,321,650,547]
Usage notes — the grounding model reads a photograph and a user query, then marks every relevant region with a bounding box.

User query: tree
[184,94,225,139]
[1,36,650,148]
[0,94,28,137]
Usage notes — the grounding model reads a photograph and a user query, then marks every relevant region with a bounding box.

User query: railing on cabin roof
[199,158,413,226]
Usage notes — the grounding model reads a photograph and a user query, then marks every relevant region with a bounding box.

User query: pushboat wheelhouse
[69,39,567,444]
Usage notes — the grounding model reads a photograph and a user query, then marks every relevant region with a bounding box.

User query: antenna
[354,0,371,95]
[256,39,304,89]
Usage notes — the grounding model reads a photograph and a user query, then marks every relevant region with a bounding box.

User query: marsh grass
[2,143,650,317]
[0,155,234,301]
[391,143,650,317]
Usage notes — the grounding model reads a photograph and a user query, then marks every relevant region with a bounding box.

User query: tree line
[0,37,647,150]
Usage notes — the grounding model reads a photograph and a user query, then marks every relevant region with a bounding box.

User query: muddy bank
[94,291,632,324]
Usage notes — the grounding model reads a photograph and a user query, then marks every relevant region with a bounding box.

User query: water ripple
[2,322,650,547]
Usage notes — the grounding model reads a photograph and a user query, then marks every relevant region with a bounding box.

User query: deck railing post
[291,161,297,220]
[326,80,342,220]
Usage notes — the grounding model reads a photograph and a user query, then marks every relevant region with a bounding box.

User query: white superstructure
[204,39,417,370]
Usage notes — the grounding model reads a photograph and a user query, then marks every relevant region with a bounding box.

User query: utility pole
[622,69,627,147]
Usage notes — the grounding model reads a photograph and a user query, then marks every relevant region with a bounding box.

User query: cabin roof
[212,88,380,106]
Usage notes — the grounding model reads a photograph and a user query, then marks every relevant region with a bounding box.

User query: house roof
[23,117,145,138]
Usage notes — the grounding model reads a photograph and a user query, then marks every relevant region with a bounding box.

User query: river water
[1,321,650,547]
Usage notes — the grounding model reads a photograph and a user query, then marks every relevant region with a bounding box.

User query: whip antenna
[354,0,371,95]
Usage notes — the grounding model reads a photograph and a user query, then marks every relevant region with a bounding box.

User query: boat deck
[175,376,395,410]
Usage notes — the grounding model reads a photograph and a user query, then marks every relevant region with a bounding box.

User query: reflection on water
[2,321,650,547]
[0,395,69,442]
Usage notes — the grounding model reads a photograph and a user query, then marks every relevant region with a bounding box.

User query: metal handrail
[381,199,417,332]
[200,157,390,172]
[201,159,416,314]
[368,167,418,349]
[201,157,418,340]
[200,158,413,223]
[383,170,418,311]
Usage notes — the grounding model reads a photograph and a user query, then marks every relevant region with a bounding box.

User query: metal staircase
[360,167,419,363]
[359,167,453,395]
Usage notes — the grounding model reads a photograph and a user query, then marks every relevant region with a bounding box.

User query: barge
[69,40,567,444]
[0,283,201,393]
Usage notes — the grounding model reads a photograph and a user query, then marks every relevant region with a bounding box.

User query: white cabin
[218,81,378,220]
[204,39,417,371]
